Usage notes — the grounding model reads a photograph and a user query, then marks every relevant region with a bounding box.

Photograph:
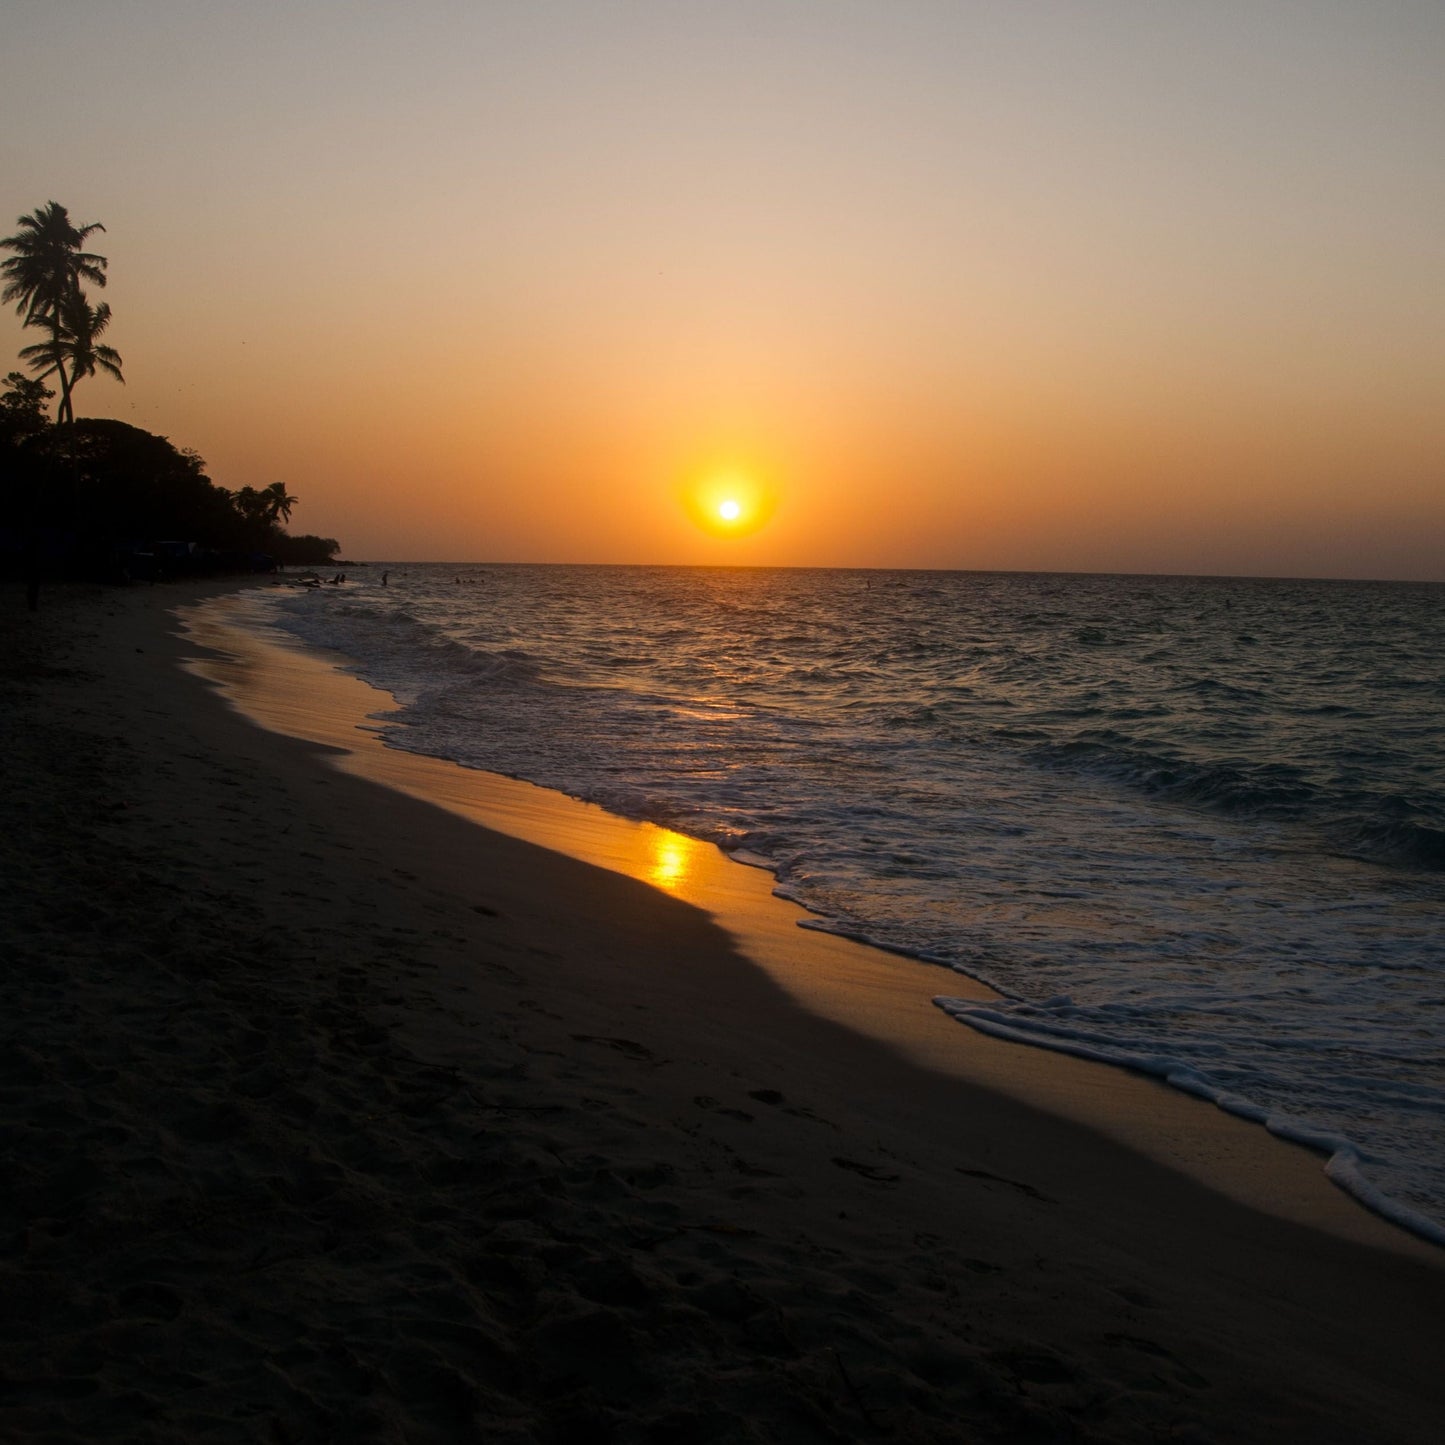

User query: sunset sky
[3,1,1443,578]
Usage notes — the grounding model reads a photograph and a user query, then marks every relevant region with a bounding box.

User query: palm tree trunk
[54,342,80,552]
[49,337,74,426]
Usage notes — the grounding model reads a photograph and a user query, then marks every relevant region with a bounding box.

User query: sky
[3,0,1443,578]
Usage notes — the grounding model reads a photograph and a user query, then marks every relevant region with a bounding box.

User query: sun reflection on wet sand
[645,830,708,892]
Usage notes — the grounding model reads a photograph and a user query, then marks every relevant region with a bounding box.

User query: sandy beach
[3,578,1443,1445]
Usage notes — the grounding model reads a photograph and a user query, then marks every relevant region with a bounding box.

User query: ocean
[253,563,1445,1245]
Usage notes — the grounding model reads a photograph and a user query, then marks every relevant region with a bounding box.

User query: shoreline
[3,577,1443,1442]
[189,584,1437,1257]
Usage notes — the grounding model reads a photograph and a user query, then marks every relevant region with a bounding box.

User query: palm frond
[16,337,64,382]
[0,201,109,321]
[93,345,125,384]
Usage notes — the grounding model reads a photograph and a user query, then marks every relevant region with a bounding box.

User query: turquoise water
[259,565,1445,1243]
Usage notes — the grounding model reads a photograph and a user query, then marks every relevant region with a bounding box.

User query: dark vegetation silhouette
[1,201,340,603]
[1,201,110,430]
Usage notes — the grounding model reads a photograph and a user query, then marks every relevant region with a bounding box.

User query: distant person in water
[381,571,389,586]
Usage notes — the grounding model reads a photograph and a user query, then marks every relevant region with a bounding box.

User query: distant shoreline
[337,559,1445,587]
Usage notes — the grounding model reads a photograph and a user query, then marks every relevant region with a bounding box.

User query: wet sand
[2,578,1442,1443]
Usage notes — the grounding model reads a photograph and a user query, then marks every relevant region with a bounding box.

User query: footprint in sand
[832,1157,901,1184]
[747,1087,835,1127]
[955,1166,1055,1203]
[693,1096,754,1122]
[570,1034,667,1065]
[989,1347,1078,1386]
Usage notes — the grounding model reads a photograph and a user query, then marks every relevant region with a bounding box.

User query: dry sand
[3,578,1442,1444]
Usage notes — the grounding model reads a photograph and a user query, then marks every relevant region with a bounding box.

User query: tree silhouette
[0,201,109,425]
[0,371,54,436]
[19,294,124,423]
[3,203,341,593]
[229,481,299,550]
[231,486,268,530]
[0,373,57,540]
[261,481,297,525]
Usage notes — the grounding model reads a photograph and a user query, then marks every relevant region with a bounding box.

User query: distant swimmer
[381,571,389,586]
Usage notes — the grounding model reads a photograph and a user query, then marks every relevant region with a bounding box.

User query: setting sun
[680,465,779,540]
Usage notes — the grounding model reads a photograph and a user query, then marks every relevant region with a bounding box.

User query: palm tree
[1,202,109,424]
[19,294,123,423]
[0,201,107,321]
[260,481,297,526]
